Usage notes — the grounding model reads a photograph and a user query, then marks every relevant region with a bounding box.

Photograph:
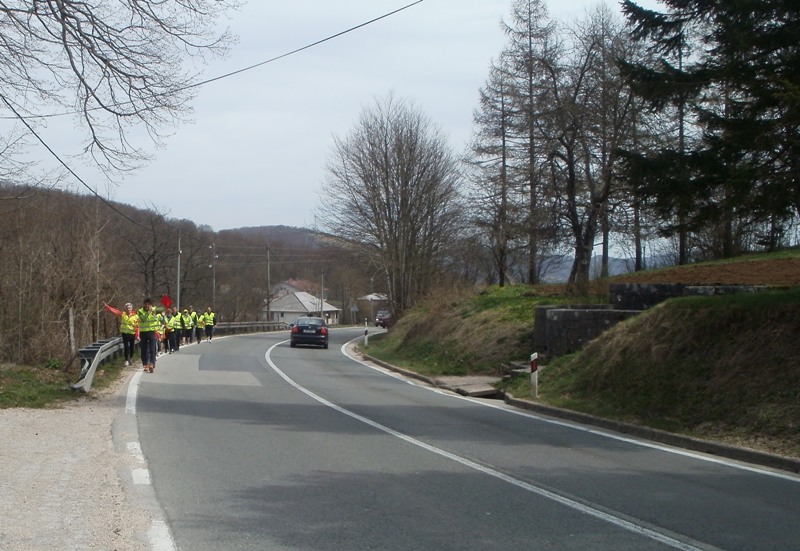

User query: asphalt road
[133,329,800,551]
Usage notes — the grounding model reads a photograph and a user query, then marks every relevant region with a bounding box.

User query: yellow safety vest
[137,308,161,332]
[120,312,138,335]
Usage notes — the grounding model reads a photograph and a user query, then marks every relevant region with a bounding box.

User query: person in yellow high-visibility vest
[196,312,205,343]
[137,298,161,373]
[181,309,193,345]
[190,306,203,344]
[203,306,216,342]
[167,307,182,353]
[104,302,139,367]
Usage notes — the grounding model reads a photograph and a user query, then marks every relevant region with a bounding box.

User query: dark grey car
[290,316,329,349]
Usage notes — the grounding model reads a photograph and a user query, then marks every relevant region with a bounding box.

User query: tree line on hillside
[1,0,799,364]
[0,183,380,365]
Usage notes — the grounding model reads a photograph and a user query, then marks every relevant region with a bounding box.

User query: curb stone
[503,395,800,475]
[361,353,800,475]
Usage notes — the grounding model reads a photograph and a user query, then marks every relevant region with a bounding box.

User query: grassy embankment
[366,252,800,458]
[0,359,124,409]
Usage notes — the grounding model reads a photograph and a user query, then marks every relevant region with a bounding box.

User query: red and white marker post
[530,352,539,398]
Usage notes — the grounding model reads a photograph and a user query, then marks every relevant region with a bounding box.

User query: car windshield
[297,318,323,326]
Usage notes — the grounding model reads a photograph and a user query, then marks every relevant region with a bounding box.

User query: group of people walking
[105,299,216,373]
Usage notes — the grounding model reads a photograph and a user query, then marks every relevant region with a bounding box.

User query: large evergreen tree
[621,0,800,254]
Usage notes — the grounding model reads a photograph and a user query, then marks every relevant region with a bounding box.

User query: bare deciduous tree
[0,0,239,175]
[318,94,463,315]
[500,0,561,285]
[467,56,519,286]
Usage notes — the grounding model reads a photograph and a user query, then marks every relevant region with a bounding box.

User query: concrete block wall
[610,283,768,310]
[534,284,769,362]
[542,308,640,359]
[534,304,615,361]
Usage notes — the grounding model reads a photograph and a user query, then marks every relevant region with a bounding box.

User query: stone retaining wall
[610,283,768,310]
[534,284,769,361]
[534,306,639,360]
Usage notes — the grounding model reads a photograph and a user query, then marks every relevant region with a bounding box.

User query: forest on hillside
[0,184,382,365]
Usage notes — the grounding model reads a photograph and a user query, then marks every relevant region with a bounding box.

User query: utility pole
[176,229,182,312]
[266,245,271,322]
[209,243,217,308]
[320,271,324,317]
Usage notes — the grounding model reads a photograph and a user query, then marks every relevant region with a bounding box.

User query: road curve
[129,329,800,551]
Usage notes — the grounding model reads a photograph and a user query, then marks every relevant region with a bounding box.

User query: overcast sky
[50,0,660,231]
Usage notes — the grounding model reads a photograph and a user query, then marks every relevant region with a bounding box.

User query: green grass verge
[0,358,126,409]
[365,285,590,376]
[369,278,800,458]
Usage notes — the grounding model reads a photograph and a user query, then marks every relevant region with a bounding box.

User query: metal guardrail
[70,337,124,393]
[212,321,290,335]
[70,321,290,392]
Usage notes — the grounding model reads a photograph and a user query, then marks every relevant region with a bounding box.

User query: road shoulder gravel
[0,368,152,551]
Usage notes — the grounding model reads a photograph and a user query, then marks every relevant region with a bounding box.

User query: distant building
[261,281,340,325]
[272,279,319,298]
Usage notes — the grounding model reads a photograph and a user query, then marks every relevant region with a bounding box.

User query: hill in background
[220,225,327,250]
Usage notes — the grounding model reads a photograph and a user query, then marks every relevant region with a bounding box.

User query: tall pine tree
[621,0,800,255]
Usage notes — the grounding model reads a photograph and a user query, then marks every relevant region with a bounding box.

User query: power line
[0,1,424,122]
[189,1,423,90]
[0,93,149,229]
[0,1,424,227]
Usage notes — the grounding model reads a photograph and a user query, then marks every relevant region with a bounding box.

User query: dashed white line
[148,521,175,551]
[125,368,177,551]
[132,468,151,485]
[127,441,145,463]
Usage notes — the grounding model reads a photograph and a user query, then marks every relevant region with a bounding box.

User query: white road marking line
[267,341,710,551]
[148,521,176,551]
[343,339,800,483]
[132,468,151,485]
[126,369,142,414]
[127,441,145,464]
[124,365,178,551]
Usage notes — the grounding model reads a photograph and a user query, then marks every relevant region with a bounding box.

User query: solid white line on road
[343,339,800,484]
[126,369,142,415]
[266,341,712,551]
